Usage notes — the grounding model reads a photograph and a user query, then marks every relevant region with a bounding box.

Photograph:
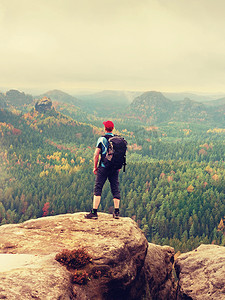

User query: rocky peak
[35,96,53,112]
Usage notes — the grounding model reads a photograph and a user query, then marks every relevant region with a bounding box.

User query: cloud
[0,0,225,93]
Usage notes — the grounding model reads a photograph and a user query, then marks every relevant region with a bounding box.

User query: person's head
[103,120,114,132]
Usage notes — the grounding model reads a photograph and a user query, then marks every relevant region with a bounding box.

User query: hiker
[85,120,127,219]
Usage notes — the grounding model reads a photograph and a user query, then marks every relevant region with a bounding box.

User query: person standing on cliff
[85,120,124,220]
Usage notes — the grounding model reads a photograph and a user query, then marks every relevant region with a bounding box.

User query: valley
[0,88,224,252]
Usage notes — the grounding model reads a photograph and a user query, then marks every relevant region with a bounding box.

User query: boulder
[35,97,52,112]
[0,254,73,299]
[144,243,176,300]
[175,244,225,299]
[0,213,175,299]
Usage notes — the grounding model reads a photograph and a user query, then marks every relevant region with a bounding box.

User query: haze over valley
[0,87,224,253]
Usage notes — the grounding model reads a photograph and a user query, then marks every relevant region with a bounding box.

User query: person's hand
[93,167,98,175]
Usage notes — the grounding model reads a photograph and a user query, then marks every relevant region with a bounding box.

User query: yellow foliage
[183,129,192,135]
[205,166,213,174]
[80,157,85,164]
[207,128,225,133]
[73,165,81,172]
[187,184,194,192]
[54,165,62,173]
[39,171,45,178]
[47,152,62,161]
[212,174,219,181]
[217,218,225,232]
[61,164,70,171]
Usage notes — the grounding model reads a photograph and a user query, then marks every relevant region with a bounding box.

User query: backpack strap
[123,154,126,172]
[98,134,112,167]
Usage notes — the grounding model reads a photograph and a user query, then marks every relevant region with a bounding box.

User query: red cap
[103,120,114,130]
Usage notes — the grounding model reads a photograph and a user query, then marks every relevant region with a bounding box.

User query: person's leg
[109,169,120,200]
[93,167,107,207]
[109,169,121,218]
[85,167,107,219]
[113,198,120,209]
[93,195,101,209]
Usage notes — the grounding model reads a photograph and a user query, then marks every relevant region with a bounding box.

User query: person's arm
[93,147,101,175]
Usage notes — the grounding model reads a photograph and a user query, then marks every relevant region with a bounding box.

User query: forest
[0,92,224,253]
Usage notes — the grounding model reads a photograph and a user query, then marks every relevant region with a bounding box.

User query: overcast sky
[1,0,225,94]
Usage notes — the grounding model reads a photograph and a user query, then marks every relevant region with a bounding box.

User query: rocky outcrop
[35,96,52,112]
[144,243,176,299]
[37,89,79,105]
[175,244,225,300]
[0,213,175,300]
[0,254,73,299]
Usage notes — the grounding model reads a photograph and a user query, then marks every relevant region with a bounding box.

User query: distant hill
[0,106,98,151]
[172,98,209,122]
[2,89,33,106]
[163,92,225,103]
[203,97,225,106]
[127,91,174,123]
[1,88,224,126]
[36,90,79,105]
[0,92,7,108]
[128,91,225,125]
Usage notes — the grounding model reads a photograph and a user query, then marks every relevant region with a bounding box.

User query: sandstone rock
[0,254,72,299]
[175,244,225,300]
[35,97,52,112]
[0,213,176,299]
[144,243,176,300]
[0,213,148,299]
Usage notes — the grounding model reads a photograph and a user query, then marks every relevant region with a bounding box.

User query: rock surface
[0,213,176,300]
[35,96,52,112]
[175,244,225,300]
[144,243,176,299]
[0,254,72,299]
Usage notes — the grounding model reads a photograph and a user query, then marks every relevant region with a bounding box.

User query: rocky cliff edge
[0,213,176,300]
[2,213,225,299]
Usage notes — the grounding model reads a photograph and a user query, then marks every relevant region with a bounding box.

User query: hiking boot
[113,210,120,219]
[85,210,98,219]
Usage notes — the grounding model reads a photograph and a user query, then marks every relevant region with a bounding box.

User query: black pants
[94,166,120,199]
